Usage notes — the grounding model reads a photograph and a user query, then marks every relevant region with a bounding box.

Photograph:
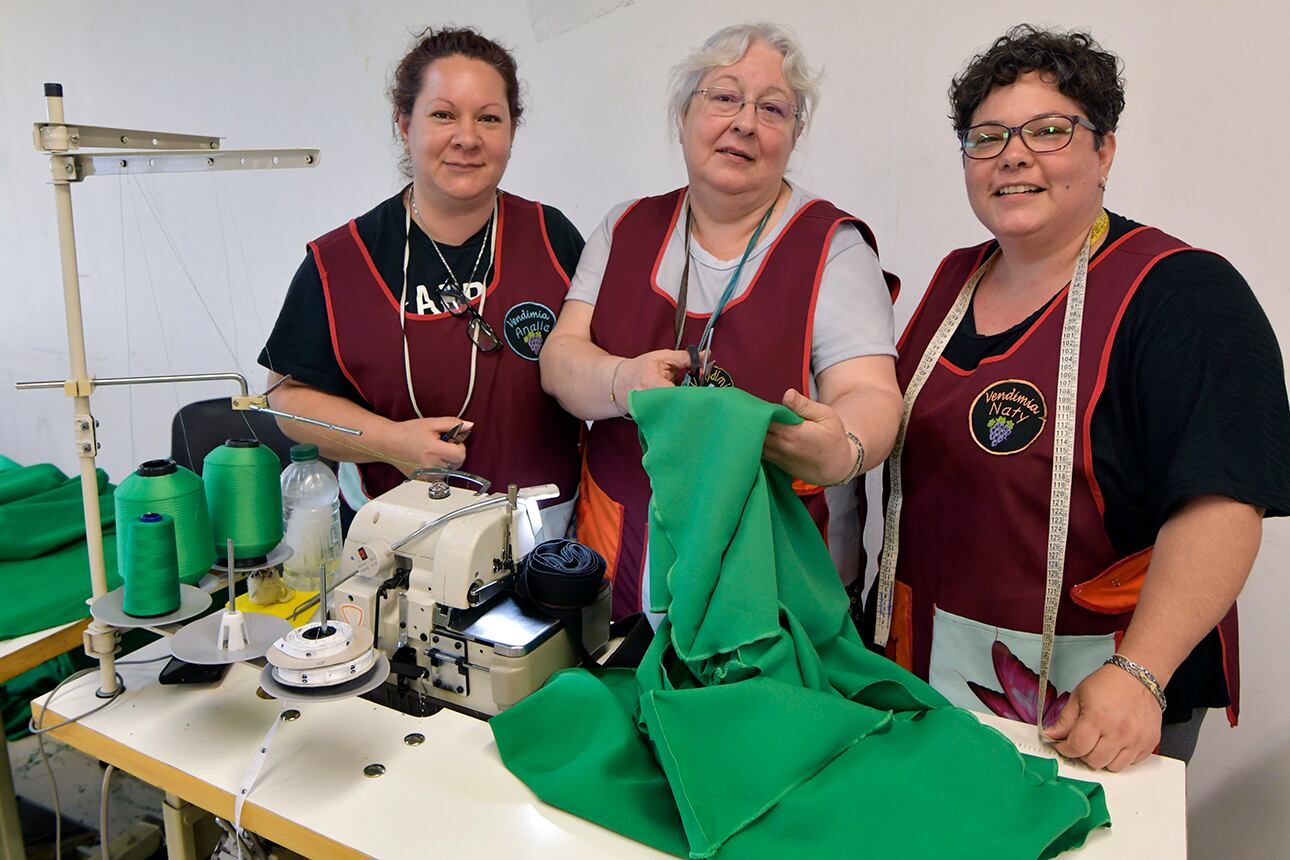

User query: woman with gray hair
[541,22,902,621]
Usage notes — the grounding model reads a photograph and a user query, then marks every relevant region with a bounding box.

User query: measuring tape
[875,211,1108,740]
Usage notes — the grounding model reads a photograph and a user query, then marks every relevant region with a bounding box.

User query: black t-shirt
[941,211,1290,721]
[257,188,585,401]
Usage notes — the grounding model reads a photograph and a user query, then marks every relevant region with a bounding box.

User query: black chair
[170,397,296,475]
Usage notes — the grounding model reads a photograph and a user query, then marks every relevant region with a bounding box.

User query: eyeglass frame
[435,282,503,352]
[956,113,1100,160]
[691,87,801,126]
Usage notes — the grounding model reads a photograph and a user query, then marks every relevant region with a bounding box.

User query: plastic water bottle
[280,443,342,592]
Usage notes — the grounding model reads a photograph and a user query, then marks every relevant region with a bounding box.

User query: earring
[1098,176,1108,190]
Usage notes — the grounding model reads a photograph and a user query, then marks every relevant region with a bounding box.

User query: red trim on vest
[1219,613,1239,726]
[935,228,1153,377]
[312,239,368,403]
[647,193,686,307]
[898,246,987,354]
[535,205,570,287]
[801,216,854,393]
[613,198,645,233]
[349,220,397,313]
[1081,244,1191,517]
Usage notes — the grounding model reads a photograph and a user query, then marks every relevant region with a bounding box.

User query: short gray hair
[668,23,821,134]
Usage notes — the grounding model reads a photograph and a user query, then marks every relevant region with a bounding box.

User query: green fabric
[0,454,21,473]
[0,458,204,640]
[492,388,1110,859]
[0,470,114,560]
[0,463,66,506]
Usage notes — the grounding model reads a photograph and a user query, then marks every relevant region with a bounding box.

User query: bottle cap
[289,443,320,462]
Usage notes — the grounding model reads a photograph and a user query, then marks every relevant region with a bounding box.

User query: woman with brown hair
[259,27,583,535]
[866,24,1290,770]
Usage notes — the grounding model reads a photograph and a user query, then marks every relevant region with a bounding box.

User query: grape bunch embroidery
[986,415,1015,447]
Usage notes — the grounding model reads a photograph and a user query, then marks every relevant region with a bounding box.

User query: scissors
[439,422,467,442]
[684,344,711,387]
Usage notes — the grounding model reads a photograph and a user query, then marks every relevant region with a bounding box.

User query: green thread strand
[203,440,283,561]
[123,513,180,617]
[115,460,215,581]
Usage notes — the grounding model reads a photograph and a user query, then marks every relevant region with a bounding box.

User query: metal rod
[45,83,118,697]
[318,562,329,627]
[226,539,237,613]
[16,370,251,394]
[390,495,508,553]
[247,406,362,436]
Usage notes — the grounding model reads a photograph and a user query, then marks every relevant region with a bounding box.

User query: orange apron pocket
[1071,546,1151,614]
[574,457,624,582]
[886,581,914,671]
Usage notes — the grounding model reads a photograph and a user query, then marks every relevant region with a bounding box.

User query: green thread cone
[123,512,180,617]
[115,459,215,582]
[203,439,283,561]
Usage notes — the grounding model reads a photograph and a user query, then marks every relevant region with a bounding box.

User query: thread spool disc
[90,584,211,628]
[257,654,390,703]
[169,610,293,664]
[210,542,293,574]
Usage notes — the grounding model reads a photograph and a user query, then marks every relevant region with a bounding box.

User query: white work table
[34,637,1185,859]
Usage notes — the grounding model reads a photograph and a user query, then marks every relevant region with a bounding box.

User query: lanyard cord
[672,187,780,360]
[399,190,499,419]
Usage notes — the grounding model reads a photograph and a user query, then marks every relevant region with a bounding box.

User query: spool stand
[14,85,359,697]
[170,540,291,664]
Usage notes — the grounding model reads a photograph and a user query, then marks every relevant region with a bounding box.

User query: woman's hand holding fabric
[762,389,855,486]
[1045,663,1162,771]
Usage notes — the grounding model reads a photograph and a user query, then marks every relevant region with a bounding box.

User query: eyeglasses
[958,114,1099,160]
[692,87,800,128]
[436,283,502,352]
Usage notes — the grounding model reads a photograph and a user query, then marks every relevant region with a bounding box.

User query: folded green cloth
[0,463,67,506]
[493,387,1109,859]
[0,454,21,474]
[0,470,114,560]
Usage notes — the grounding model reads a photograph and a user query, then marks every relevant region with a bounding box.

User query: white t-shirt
[568,181,896,589]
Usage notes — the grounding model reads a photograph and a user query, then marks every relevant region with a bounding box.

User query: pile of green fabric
[492,388,1110,859]
[0,456,120,639]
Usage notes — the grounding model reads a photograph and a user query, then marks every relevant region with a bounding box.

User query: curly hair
[389,27,523,176]
[949,25,1124,147]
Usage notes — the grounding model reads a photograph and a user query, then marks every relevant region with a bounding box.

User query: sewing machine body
[329,479,608,717]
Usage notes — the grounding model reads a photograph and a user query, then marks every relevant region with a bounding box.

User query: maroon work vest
[892,225,1240,723]
[312,191,581,505]
[580,187,898,619]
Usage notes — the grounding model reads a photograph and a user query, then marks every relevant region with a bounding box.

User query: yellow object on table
[234,589,317,627]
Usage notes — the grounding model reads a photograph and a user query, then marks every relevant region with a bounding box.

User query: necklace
[399,187,500,421]
[408,187,493,298]
[673,184,783,383]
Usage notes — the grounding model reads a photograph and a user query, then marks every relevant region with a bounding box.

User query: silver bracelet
[826,431,865,486]
[1105,653,1167,711]
[608,358,631,420]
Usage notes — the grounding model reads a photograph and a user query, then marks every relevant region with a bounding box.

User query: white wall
[1,1,1285,856]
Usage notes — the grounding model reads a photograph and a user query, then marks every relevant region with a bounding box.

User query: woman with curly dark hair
[865,24,1290,770]
[258,27,583,536]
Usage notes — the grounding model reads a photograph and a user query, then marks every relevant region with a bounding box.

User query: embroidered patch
[968,379,1048,455]
[502,301,556,361]
[704,364,735,388]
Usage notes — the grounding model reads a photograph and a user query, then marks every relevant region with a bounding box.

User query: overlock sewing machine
[327,472,610,717]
